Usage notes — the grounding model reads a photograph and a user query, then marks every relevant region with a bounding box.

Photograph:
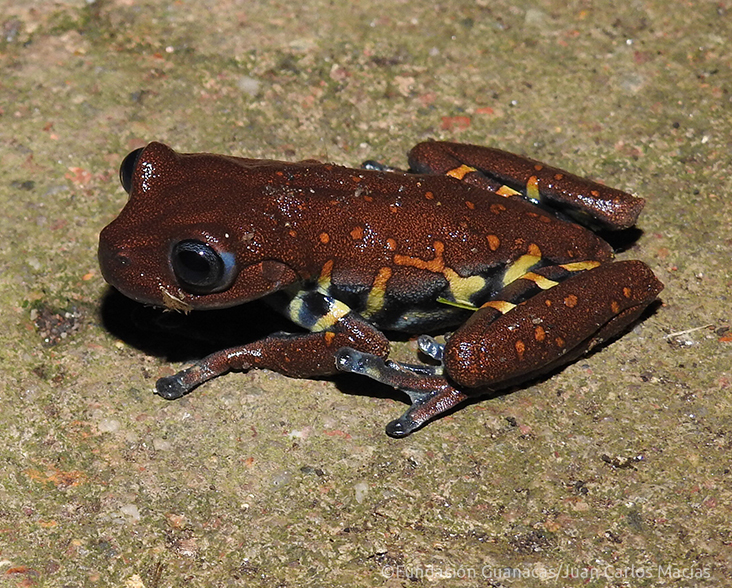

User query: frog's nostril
[98,239,133,286]
[115,252,131,267]
[100,246,130,268]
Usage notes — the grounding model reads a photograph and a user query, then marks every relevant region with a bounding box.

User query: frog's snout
[97,232,126,288]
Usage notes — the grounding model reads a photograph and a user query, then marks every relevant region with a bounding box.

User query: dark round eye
[171,240,235,294]
[119,148,144,194]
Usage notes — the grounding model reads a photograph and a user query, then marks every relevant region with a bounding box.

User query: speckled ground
[0,1,730,586]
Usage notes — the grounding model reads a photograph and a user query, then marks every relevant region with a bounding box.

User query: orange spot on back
[386,238,397,251]
[564,294,578,308]
[515,340,525,360]
[534,163,544,171]
[611,301,620,314]
[623,287,632,298]
[424,191,434,200]
[555,336,565,348]
[487,234,500,251]
[554,173,564,181]
[490,203,506,214]
[465,200,475,210]
[534,326,546,342]
[319,232,330,244]
[350,226,364,240]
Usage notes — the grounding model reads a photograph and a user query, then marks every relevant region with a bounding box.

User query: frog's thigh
[443,260,663,389]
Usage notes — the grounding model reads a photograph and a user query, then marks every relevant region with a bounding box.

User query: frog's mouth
[156,259,300,311]
[184,259,300,310]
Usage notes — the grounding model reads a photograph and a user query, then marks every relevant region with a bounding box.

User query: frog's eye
[119,148,144,194]
[171,240,236,294]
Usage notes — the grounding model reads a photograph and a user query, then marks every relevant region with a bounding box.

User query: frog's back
[262,164,614,333]
[271,164,614,272]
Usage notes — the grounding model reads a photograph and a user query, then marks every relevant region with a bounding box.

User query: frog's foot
[335,347,469,438]
[155,346,257,400]
[416,334,445,361]
[156,360,227,399]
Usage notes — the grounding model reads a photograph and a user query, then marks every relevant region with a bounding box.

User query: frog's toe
[360,160,401,172]
[336,347,442,381]
[155,362,214,399]
[387,387,470,437]
[417,335,445,361]
[385,414,419,438]
[156,374,189,400]
[335,347,374,375]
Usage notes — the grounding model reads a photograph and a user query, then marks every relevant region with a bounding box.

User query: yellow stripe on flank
[526,175,540,203]
[446,165,477,180]
[560,260,602,272]
[313,299,351,331]
[520,272,559,290]
[287,296,304,321]
[318,259,334,289]
[527,243,541,257]
[495,184,520,198]
[364,266,393,316]
[443,268,486,307]
[481,300,516,314]
[503,253,542,286]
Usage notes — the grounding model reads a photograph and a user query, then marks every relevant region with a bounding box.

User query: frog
[98,141,663,437]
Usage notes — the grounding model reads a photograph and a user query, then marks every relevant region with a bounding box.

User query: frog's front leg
[337,260,663,437]
[157,292,389,400]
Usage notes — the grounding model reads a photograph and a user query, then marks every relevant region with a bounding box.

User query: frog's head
[98,142,300,311]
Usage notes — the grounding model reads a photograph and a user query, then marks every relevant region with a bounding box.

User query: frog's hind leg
[442,259,664,390]
[337,259,663,437]
[407,141,645,231]
[336,347,470,438]
[335,261,611,437]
